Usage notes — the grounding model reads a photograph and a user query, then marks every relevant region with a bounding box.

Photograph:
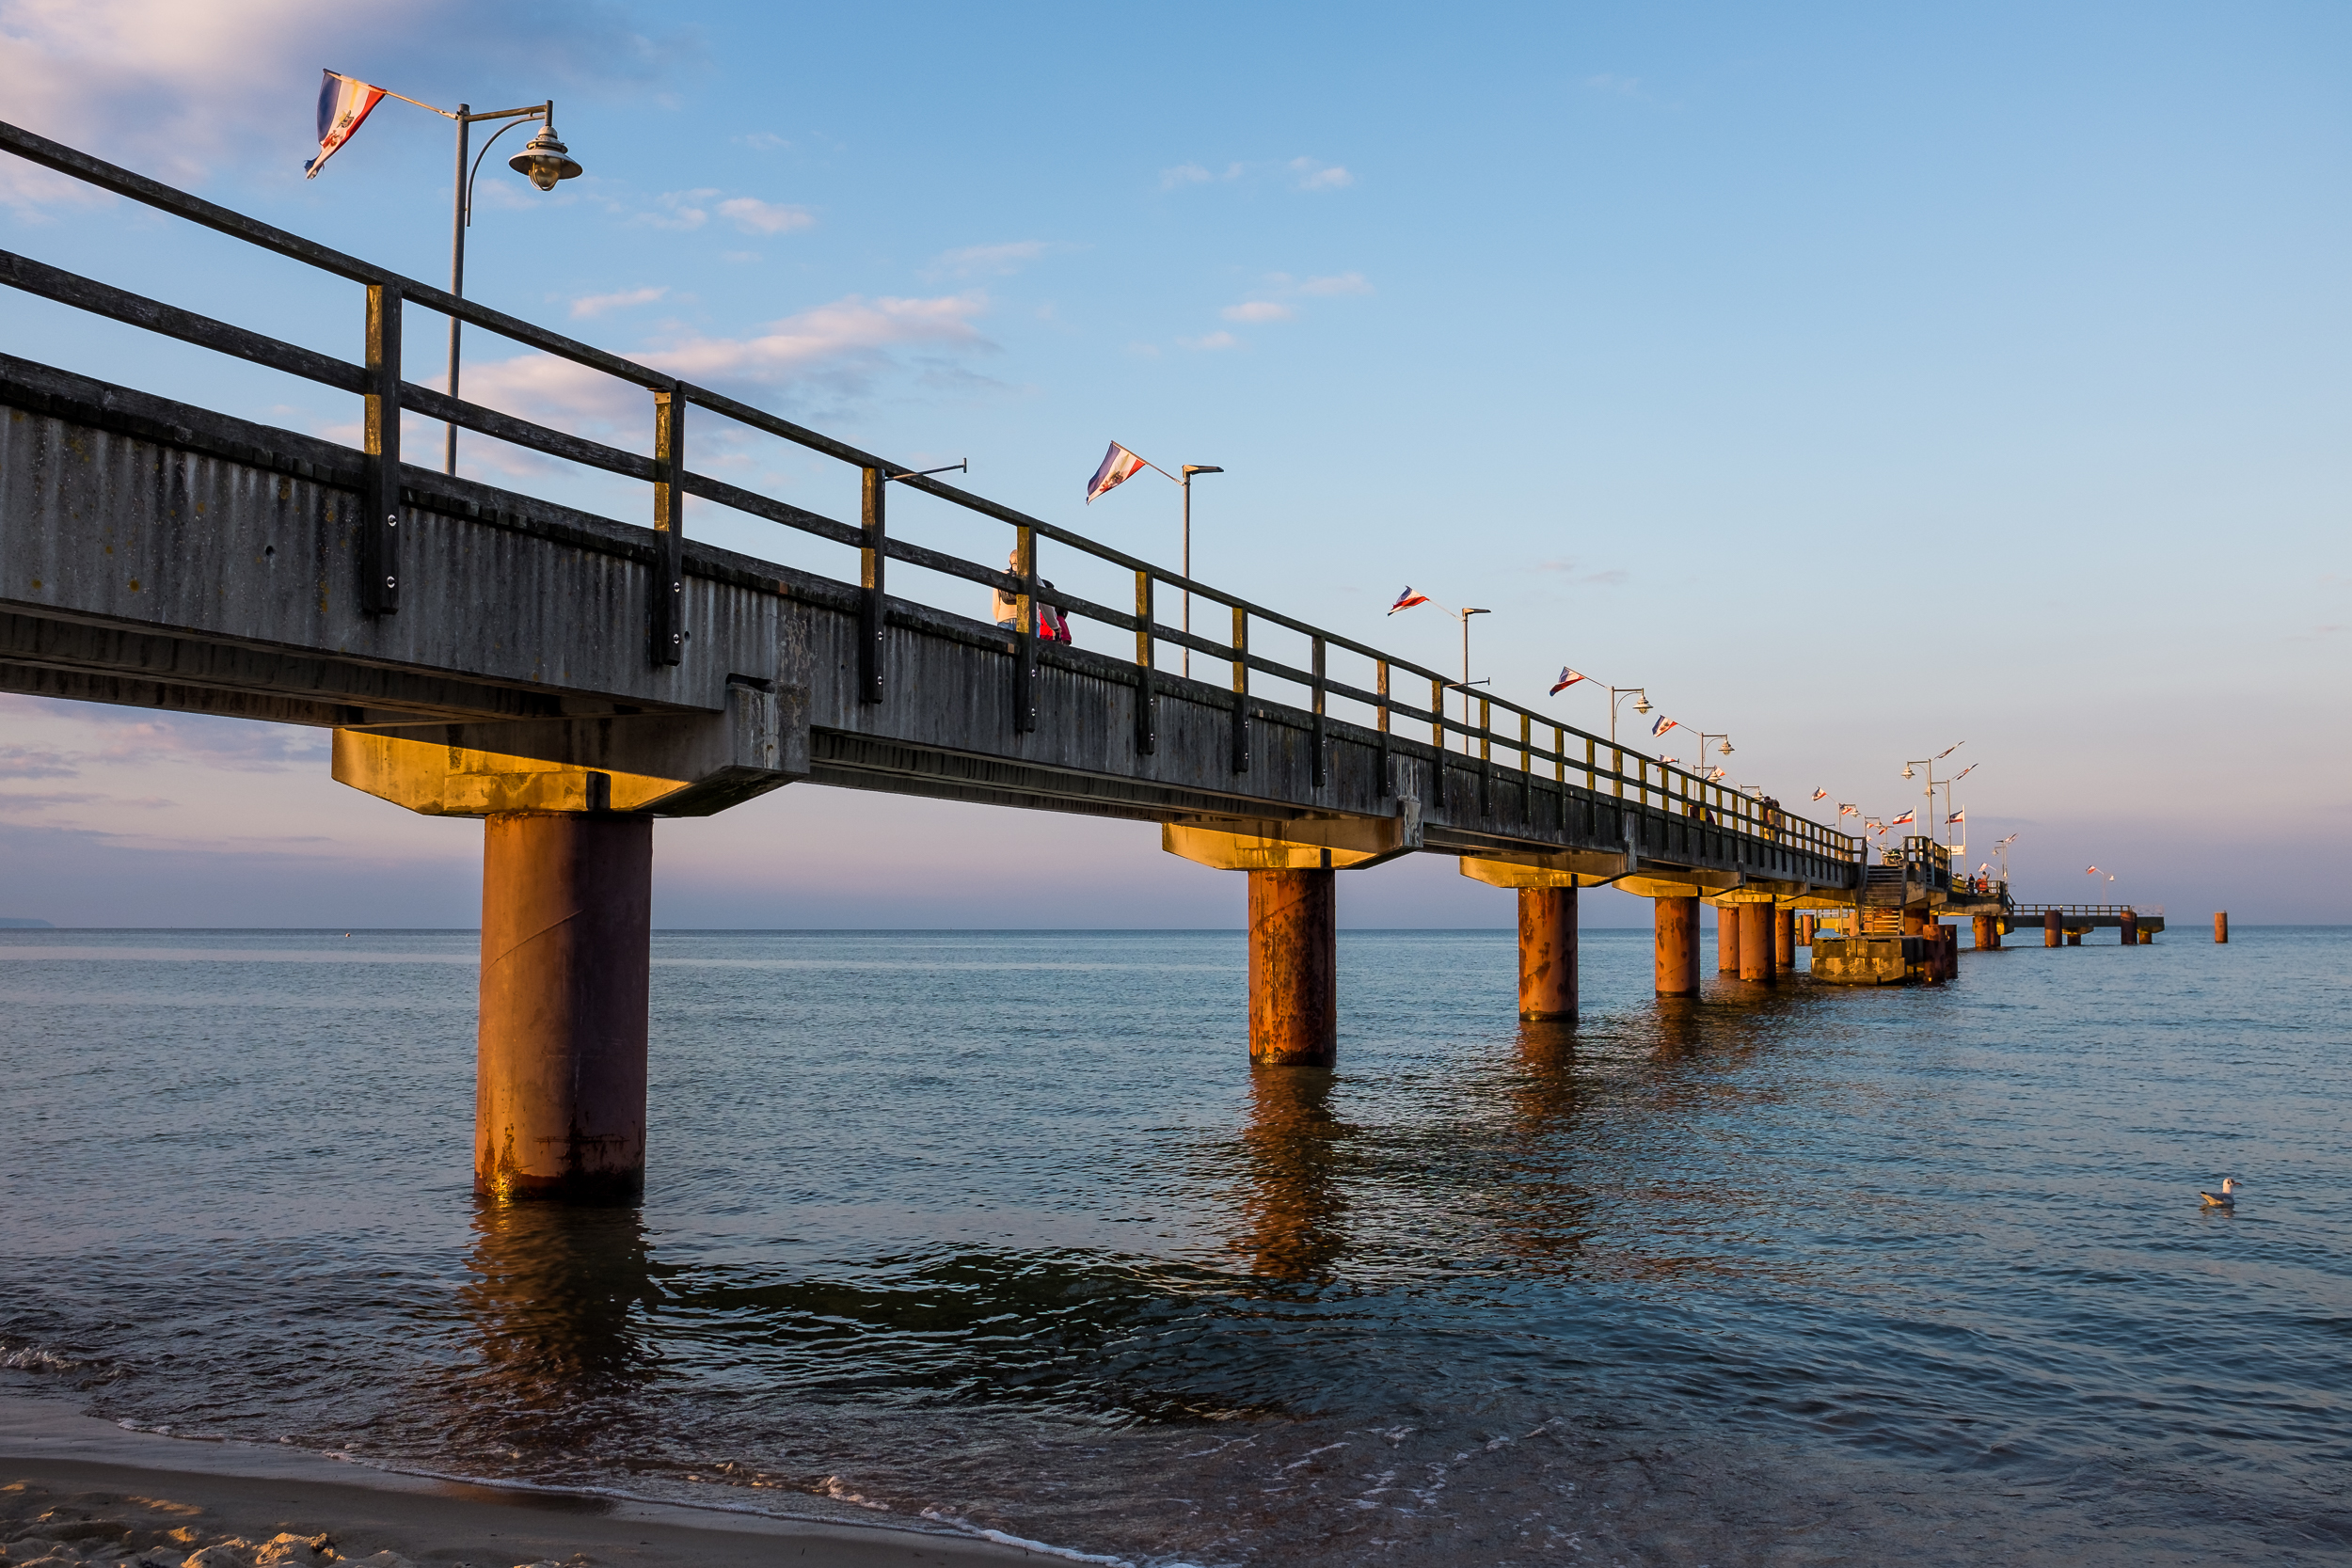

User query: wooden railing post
[361,281,401,616]
[650,387,686,666]
[855,464,883,698]
[1134,570,1156,754]
[1375,658,1392,791]
[1432,677,1446,750]
[1013,525,1037,733]
[1477,696,1492,814]
[1310,635,1327,787]
[1230,606,1250,773]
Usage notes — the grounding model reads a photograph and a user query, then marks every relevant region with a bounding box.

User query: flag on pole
[1650,714,1677,737]
[1388,587,1430,614]
[2086,865,2099,876]
[1085,442,1150,503]
[1708,767,1725,781]
[1891,810,1915,826]
[1978,863,1990,876]
[1811,787,1828,801]
[1947,809,1965,824]
[1936,742,1963,760]
[1839,803,1858,816]
[1549,667,1585,695]
[1953,763,1977,781]
[305,71,389,179]
[1867,818,1886,835]
[1659,754,1679,766]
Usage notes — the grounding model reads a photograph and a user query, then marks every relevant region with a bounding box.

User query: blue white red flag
[306,71,388,179]
[1658,754,1678,766]
[1708,767,1725,781]
[1811,787,1828,801]
[1389,587,1430,614]
[1953,763,1977,781]
[1947,809,1964,824]
[1650,714,1677,737]
[1891,810,1915,826]
[1839,803,1857,816]
[1549,667,1584,695]
[2086,864,2099,876]
[1086,442,1149,503]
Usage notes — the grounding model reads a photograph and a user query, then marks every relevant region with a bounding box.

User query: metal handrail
[0,119,1862,863]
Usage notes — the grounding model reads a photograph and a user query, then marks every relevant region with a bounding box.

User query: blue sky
[2,0,2346,926]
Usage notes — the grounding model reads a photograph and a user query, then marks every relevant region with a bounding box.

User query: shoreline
[0,1395,1051,1568]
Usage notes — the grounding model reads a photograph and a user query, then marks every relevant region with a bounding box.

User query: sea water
[3,927,2346,1565]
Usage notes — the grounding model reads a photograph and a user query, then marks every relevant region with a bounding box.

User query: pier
[0,122,2164,1199]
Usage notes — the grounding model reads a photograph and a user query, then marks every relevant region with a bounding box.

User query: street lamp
[1389,594,1491,739]
[1179,464,1221,677]
[1900,741,1963,849]
[1606,685,1651,747]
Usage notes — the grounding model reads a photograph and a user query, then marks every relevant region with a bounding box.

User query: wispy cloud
[1535,559,1630,586]
[1288,156,1354,190]
[736,131,789,151]
[1160,161,1242,189]
[0,746,79,780]
[569,285,669,320]
[1179,330,1243,352]
[716,196,815,234]
[1296,271,1374,296]
[925,240,1078,279]
[1220,301,1294,324]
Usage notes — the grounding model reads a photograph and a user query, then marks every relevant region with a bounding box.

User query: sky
[1,0,2346,927]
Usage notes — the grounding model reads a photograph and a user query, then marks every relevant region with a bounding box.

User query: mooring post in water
[2120,909,2138,948]
[1518,884,1579,1022]
[1653,895,1699,997]
[1717,903,1740,973]
[1774,906,1796,970]
[1248,868,1338,1066]
[476,812,652,1201]
[2066,928,2082,946]
[2215,911,2229,943]
[1739,902,1777,984]
[2044,909,2062,947]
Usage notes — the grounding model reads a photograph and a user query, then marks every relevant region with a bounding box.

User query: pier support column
[2215,911,2229,944]
[475,812,653,1202]
[2066,929,2082,946]
[2043,909,2062,947]
[1774,907,1796,970]
[1249,869,1338,1066]
[1716,906,1740,973]
[1738,903,1777,984]
[1653,895,1699,996]
[1518,885,1579,1022]
[1973,915,1997,950]
[1903,908,1928,937]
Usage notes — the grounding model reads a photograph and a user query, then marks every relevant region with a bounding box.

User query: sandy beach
[0,1401,1044,1568]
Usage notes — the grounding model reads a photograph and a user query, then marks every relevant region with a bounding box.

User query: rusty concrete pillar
[1738,902,1777,984]
[2119,909,2138,947]
[2066,928,2082,946]
[1716,906,1740,973]
[2215,911,2229,943]
[1653,895,1699,996]
[1249,868,1338,1066]
[1518,885,1578,1022]
[1973,915,1996,950]
[1903,907,1928,937]
[2043,909,2062,948]
[2138,926,2153,944]
[475,812,653,1202]
[1685,900,1705,986]
[1774,906,1796,969]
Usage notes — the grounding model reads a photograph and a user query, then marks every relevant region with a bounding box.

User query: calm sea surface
[2,927,2345,1565]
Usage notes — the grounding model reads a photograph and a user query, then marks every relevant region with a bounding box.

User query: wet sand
[0,1402,1043,1568]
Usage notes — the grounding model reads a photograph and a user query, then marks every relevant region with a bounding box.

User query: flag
[1953,763,1977,781]
[1891,810,1915,826]
[1978,863,1990,876]
[1811,787,1828,801]
[1936,742,1963,759]
[2086,865,2099,876]
[1947,809,1965,824]
[1086,442,1150,503]
[1659,754,1679,766]
[305,70,389,179]
[1839,803,1857,816]
[1388,587,1430,614]
[1549,666,1585,695]
[1708,767,1725,781]
[1650,714,1677,737]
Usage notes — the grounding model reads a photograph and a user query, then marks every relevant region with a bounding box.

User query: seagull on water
[2199,1178,2243,1211]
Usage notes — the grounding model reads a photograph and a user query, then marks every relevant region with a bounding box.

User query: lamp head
[510,123,583,191]
[1464,607,1489,618]
[1901,763,1915,779]
[1634,695,1651,714]
[1718,738,1733,755]
[1182,465,1223,476]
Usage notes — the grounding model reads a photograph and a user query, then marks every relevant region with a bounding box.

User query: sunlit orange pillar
[1716,905,1740,973]
[2044,909,2062,947]
[1738,902,1777,984]
[1774,906,1795,969]
[1653,895,1699,996]
[2215,911,2229,943]
[1518,885,1579,1022]
[1973,915,1997,950]
[475,812,653,1202]
[1249,868,1337,1065]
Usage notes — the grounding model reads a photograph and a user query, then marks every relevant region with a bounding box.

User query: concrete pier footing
[1774,907,1796,970]
[1738,903,1777,984]
[2215,911,2229,943]
[1973,915,1998,950]
[1248,868,1338,1066]
[1653,895,1700,996]
[1717,909,1740,973]
[2043,910,2062,947]
[1518,885,1579,1022]
[474,812,653,1202]
[2120,910,2138,947]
